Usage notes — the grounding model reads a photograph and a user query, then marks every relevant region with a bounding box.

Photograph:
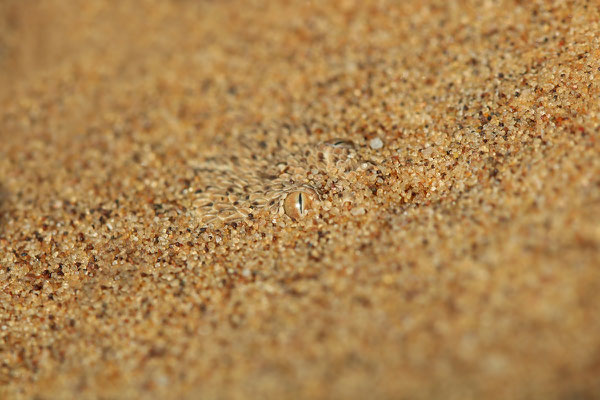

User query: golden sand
[1,1,600,399]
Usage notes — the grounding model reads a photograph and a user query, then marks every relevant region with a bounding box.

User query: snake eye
[284,191,313,220]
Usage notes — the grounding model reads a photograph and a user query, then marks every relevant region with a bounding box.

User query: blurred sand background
[1,0,600,399]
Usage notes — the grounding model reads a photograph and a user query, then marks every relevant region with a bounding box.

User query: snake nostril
[323,138,355,149]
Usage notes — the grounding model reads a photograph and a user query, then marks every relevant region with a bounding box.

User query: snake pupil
[298,193,304,214]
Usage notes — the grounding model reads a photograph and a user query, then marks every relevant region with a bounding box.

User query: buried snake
[191,135,379,225]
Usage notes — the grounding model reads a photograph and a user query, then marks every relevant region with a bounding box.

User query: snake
[190,131,375,226]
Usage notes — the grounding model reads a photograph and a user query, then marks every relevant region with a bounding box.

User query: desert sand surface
[1,1,600,399]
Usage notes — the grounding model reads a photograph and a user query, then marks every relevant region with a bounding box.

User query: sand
[1,0,600,399]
